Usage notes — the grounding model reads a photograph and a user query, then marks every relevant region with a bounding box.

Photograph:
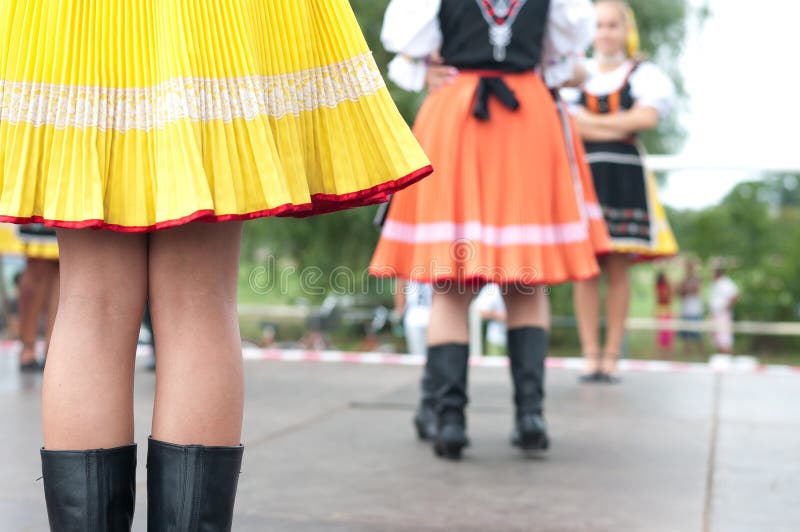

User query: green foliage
[350,0,427,123]
[628,0,692,153]
[629,0,689,60]
[242,206,389,303]
[667,176,800,354]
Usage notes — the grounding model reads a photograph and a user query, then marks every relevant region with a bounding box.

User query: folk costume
[370,0,601,460]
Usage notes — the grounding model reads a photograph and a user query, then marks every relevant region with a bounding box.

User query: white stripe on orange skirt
[381,220,589,246]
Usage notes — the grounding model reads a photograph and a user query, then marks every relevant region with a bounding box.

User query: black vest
[439,0,551,72]
[579,63,639,114]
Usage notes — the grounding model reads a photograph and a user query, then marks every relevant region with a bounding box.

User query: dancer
[0,2,430,529]
[15,225,60,372]
[0,224,26,339]
[0,224,60,371]
[564,0,678,382]
[371,0,600,459]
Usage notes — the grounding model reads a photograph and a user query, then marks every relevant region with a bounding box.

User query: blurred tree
[628,0,694,154]
[350,0,427,124]
[666,176,800,354]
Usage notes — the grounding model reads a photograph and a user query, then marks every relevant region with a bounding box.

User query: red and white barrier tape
[241,348,800,377]
[3,341,798,377]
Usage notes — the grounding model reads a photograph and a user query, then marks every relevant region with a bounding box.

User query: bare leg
[602,254,632,375]
[573,276,602,374]
[503,285,550,331]
[149,222,244,446]
[42,260,60,353]
[426,283,476,346]
[17,259,51,364]
[43,231,147,450]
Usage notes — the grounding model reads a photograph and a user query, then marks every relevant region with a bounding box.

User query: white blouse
[561,59,676,117]
[381,0,596,91]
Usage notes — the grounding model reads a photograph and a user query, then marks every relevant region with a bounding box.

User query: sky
[659,0,800,209]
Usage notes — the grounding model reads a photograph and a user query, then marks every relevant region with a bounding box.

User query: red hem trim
[0,166,432,233]
[631,253,679,264]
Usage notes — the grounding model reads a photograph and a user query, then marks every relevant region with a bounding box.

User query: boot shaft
[41,444,137,532]
[507,326,548,416]
[419,365,437,404]
[426,343,470,413]
[147,437,243,532]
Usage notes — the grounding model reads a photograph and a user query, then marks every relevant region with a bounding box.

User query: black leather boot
[428,343,470,460]
[413,354,438,440]
[508,327,550,450]
[41,444,137,532]
[147,437,243,532]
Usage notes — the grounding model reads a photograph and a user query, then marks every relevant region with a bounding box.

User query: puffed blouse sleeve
[542,0,596,88]
[380,0,443,92]
[630,62,676,117]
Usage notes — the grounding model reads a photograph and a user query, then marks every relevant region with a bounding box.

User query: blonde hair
[596,0,642,58]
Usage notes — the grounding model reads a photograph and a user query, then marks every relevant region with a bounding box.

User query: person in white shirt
[475,284,508,356]
[709,267,739,354]
[396,280,433,357]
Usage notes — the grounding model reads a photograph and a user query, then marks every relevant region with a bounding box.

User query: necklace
[595,51,628,68]
[475,0,528,62]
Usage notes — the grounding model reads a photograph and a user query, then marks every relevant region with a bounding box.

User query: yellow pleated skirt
[0,1,431,232]
[612,170,678,260]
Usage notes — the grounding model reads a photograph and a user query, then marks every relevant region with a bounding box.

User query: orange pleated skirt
[369,72,608,286]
